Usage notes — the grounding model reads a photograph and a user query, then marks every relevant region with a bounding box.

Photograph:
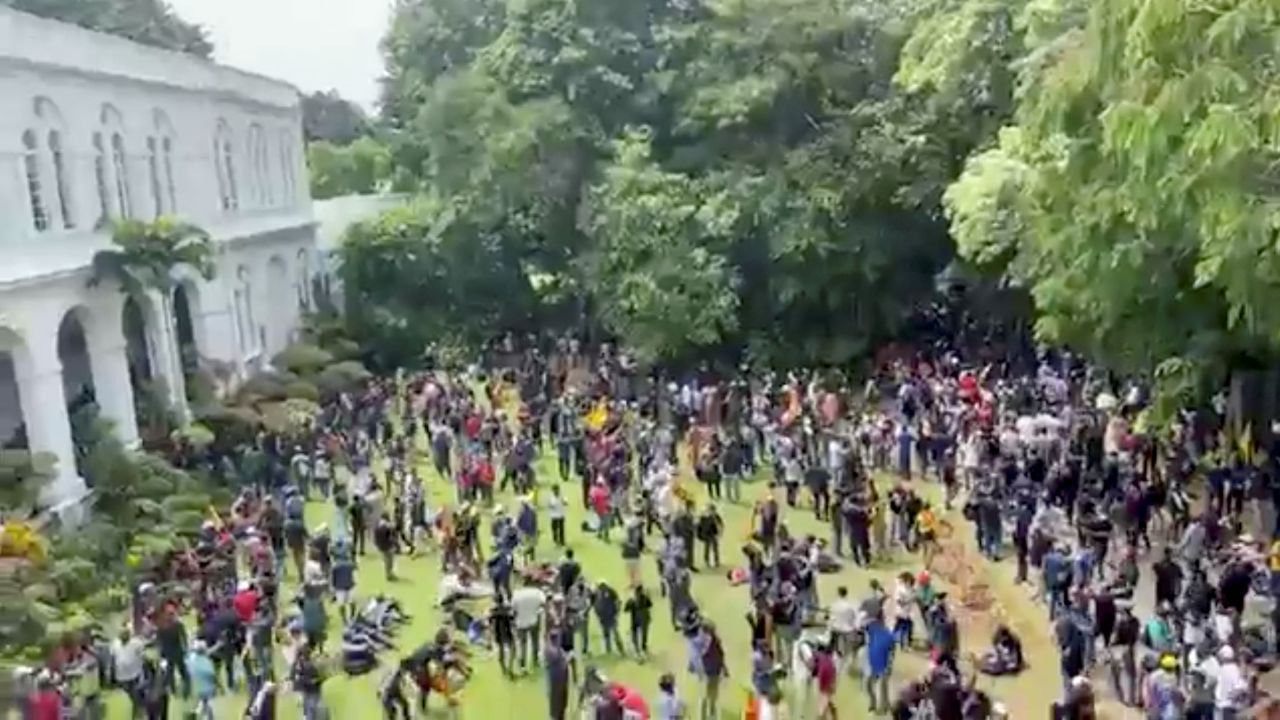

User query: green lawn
[102,441,986,720]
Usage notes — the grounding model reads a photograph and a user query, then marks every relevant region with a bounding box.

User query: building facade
[0,7,318,509]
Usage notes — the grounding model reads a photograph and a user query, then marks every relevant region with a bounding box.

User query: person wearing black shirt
[1152,547,1183,608]
[489,595,516,676]
[1218,560,1253,614]
[1108,605,1140,706]
[697,506,724,569]
[697,455,723,501]
[624,586,653,656]
[374,517,398,581]
[593,582,622,655]
[805,466,831,520]
[557,549,581,594]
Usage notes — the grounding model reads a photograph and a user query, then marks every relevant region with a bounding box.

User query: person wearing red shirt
[814,645,838,719]
[589,480,612,540]
[233,581,260,624]
[27,675,62,720]
[475,458,495,504]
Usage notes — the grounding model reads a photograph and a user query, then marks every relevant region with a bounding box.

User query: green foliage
[259,399,320,437]
[301,90,370,144]
[363,0,979,368]
[0,450,57,515]
[284,381,321,403]
[193,405,262,452]
[1,0,213,57]
[308,138,394,200]
[585,132,740,362]
[89,217,214,297]
[170,423,215,450]
[338,199,541,367]
[272,343,335,376]
[944,0,1280,381]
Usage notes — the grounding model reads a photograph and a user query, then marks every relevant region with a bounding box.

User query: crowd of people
[16,334,1280,720]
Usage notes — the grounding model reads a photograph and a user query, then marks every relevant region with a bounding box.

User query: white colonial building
[0,7,321,509]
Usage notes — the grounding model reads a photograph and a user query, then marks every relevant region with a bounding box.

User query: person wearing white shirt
[511,583,547,671]
[1213,646,1248,715]
[828,586,858,672]
[547,485,567,546]
[110,628,146,710]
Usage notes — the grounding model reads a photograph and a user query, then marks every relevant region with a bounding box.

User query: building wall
[0,7,320,510]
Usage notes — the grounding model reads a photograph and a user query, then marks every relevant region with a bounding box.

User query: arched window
[150,110,176,216]
[235,265,258,353]
[111,132,131,219]
[284,132,297,202]
[97,104,130,221]
[29,98,73,230]
[162,137,177,212]
[21,129,47,231]
[296,248,312,308]
[93,132,111,224]
[146,137,163,218]
[215,120,239,212]
[260,132,274,206]
[247,124,263,206]
[48,130,73,229]
[278,133,293,203]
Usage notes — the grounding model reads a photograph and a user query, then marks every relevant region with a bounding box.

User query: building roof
[0,6,301,111]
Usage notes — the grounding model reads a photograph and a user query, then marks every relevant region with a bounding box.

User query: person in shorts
[331,539,357,621]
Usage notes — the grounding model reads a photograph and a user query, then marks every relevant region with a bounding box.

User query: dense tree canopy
[301,90,371,145]
[3,0,212,56]
[345,0,1280,384]
[346,0,992,369]
[943,0,1280,383]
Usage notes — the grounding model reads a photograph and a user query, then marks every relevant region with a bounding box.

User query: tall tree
[944,0,1279,380]
[301,90,371,145]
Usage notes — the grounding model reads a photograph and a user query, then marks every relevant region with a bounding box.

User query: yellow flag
[585,400,609,432]
[1240,422,1254,463]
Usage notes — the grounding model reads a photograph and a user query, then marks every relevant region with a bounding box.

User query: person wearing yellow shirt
[916,504,939,567]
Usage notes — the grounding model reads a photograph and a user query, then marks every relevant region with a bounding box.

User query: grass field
[100,423,1067,719]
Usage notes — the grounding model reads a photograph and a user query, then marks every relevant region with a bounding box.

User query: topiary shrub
[170,423,215,450]
[284,380,321,402]
[237,372,290,402]
[194,404,262,452]
[314,360,373,399]
[260,399,319,436]
[326,337,362,361]
[272,343,334,376]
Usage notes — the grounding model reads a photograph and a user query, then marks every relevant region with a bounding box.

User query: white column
[88,339,139,446]
[147,290,189,423]
[15,333,83,507]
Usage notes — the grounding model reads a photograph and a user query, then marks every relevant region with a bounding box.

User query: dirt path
[932,504,1136,719]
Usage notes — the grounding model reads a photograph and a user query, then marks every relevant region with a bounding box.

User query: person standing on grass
[292,642,327,720]
[546,634,571,720]
[111,627,147,716]
[828,586,857,673]
[657,673,687,720]
[698,622,727,720]
[590,478,612,541]
[284,488,309,577]
[374,513,398,581]
[490,593,516,676]
[548,484,567,547]
[697,504,724,569]
[862,612,895,713]
[625,585,653,657]
[813,640,839,720]
[593,581,623,655]
[512,578,547,671]
[186,640,218,720]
